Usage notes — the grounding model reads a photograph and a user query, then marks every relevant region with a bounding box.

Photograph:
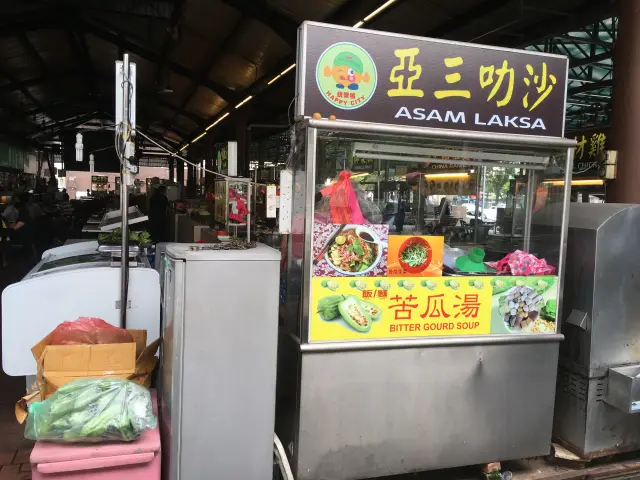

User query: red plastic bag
[318,171,368,224]
[49,318,133,346]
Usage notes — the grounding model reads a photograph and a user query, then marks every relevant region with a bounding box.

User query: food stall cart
[276,22,574,479]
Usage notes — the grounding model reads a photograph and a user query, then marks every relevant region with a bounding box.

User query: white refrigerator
[160,243,280,480]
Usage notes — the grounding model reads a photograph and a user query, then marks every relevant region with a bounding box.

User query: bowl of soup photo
[398,236,433,274]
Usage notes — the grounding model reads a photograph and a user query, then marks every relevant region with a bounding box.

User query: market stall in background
[276,21,575,480]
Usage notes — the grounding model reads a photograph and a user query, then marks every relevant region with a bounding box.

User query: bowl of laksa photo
[326,225,384,276]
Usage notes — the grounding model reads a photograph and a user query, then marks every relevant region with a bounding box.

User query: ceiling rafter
[0,64,49,122]
[67,29,96,94]
[556,34,612,49]
[219,0,298,46]
[155,0,187,90]
[79,18,241,104]
[183,0,380,146]
[168,17,245,133]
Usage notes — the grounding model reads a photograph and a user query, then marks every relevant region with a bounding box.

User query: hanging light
[75,132,83,162]
[89,153,95,173]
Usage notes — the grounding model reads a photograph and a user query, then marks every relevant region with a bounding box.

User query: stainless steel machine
[552,203,640,458]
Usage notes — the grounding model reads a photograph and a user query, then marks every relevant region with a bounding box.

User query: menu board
[310,222,558,342]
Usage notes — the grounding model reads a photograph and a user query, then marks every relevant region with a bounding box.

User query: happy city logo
[316,42,377,110]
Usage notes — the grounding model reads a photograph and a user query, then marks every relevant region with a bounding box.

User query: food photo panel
[312,222,389,277]
[387,235,444,277]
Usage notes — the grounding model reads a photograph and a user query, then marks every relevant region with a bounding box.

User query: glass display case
[276,119,575,479]
[214,178,252,237]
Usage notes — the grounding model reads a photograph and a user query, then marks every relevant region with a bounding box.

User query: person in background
[149,185,169,242]
[394,201,406,233]
[86,189,91,198]
[2,194,20,225]
[61,188,69,201]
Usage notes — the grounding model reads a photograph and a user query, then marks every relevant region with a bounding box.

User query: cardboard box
[16,329,161,423]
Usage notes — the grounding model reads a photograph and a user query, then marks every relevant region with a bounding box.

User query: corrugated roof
[0,0,615,149]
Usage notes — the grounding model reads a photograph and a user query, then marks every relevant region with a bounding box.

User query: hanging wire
[135,129,270,187]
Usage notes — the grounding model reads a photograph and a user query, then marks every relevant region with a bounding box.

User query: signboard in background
[567,128,609,175]
[297,22,568,137]
[351,156,376,172]
[266,185,277,218]
[215,141,238,176]
[311,275,558,342]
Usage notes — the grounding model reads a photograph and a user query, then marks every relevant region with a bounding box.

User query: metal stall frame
[278,117,576,480]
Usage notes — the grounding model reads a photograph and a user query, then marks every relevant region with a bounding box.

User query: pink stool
[30,391,160,480]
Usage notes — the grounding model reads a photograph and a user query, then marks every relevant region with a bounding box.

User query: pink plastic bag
[490,250,555,276]
[49,318,133,346]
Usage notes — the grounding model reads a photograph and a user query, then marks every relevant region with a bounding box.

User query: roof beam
[156,0,187,90]
[81,18,241,104]
[556,34,613,49]
[570,51,613,69]
[18,33,47,74]
[219,0,298,46]
[509,0,614,48]
[427,0,521,41]
[67,30,96,94]
[568,79,613,96]
[0,64,49,119]
[170,18,244,131]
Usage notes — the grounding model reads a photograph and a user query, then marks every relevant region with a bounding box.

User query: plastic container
[30,391,160,480]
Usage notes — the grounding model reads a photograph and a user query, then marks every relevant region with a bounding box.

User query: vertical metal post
[556,147,575,333]
[473,168,481,244]
[120,54,130,328]
[523,168,536,252]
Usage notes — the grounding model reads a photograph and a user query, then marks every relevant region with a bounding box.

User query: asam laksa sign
[297,22,569,137]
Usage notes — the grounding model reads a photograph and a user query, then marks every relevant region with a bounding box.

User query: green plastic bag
[25,378,157,442]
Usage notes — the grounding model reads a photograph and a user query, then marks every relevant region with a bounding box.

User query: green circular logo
[316,42,377,110]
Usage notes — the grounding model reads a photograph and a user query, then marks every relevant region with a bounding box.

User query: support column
[235,107,249,178]
[186,147,197,198]
[176,157,185,199]
[608,1,640,203]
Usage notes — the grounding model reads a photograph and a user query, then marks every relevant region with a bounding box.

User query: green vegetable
[317,295,346,321]
[400,243,429,267]
[491,278,517,296]
[528,277,556,295]
[424,280,437,290]
[338,296,371,333]
[374,280,381,287]
[448,280,460,290]
[321,280,328,288]
[540,299,557,321]
[349,280,367,291]
[25,378,156,442]
[471,280,484,290]
[326,280,339,291]
[357,298,382,321]
[400,280,414,290]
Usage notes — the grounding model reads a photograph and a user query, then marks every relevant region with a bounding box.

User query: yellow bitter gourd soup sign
[311,276,558,342]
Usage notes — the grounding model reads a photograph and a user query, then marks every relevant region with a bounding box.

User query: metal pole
[473,168,481,244]
[523,169,536,252]
[120,54,130,328]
